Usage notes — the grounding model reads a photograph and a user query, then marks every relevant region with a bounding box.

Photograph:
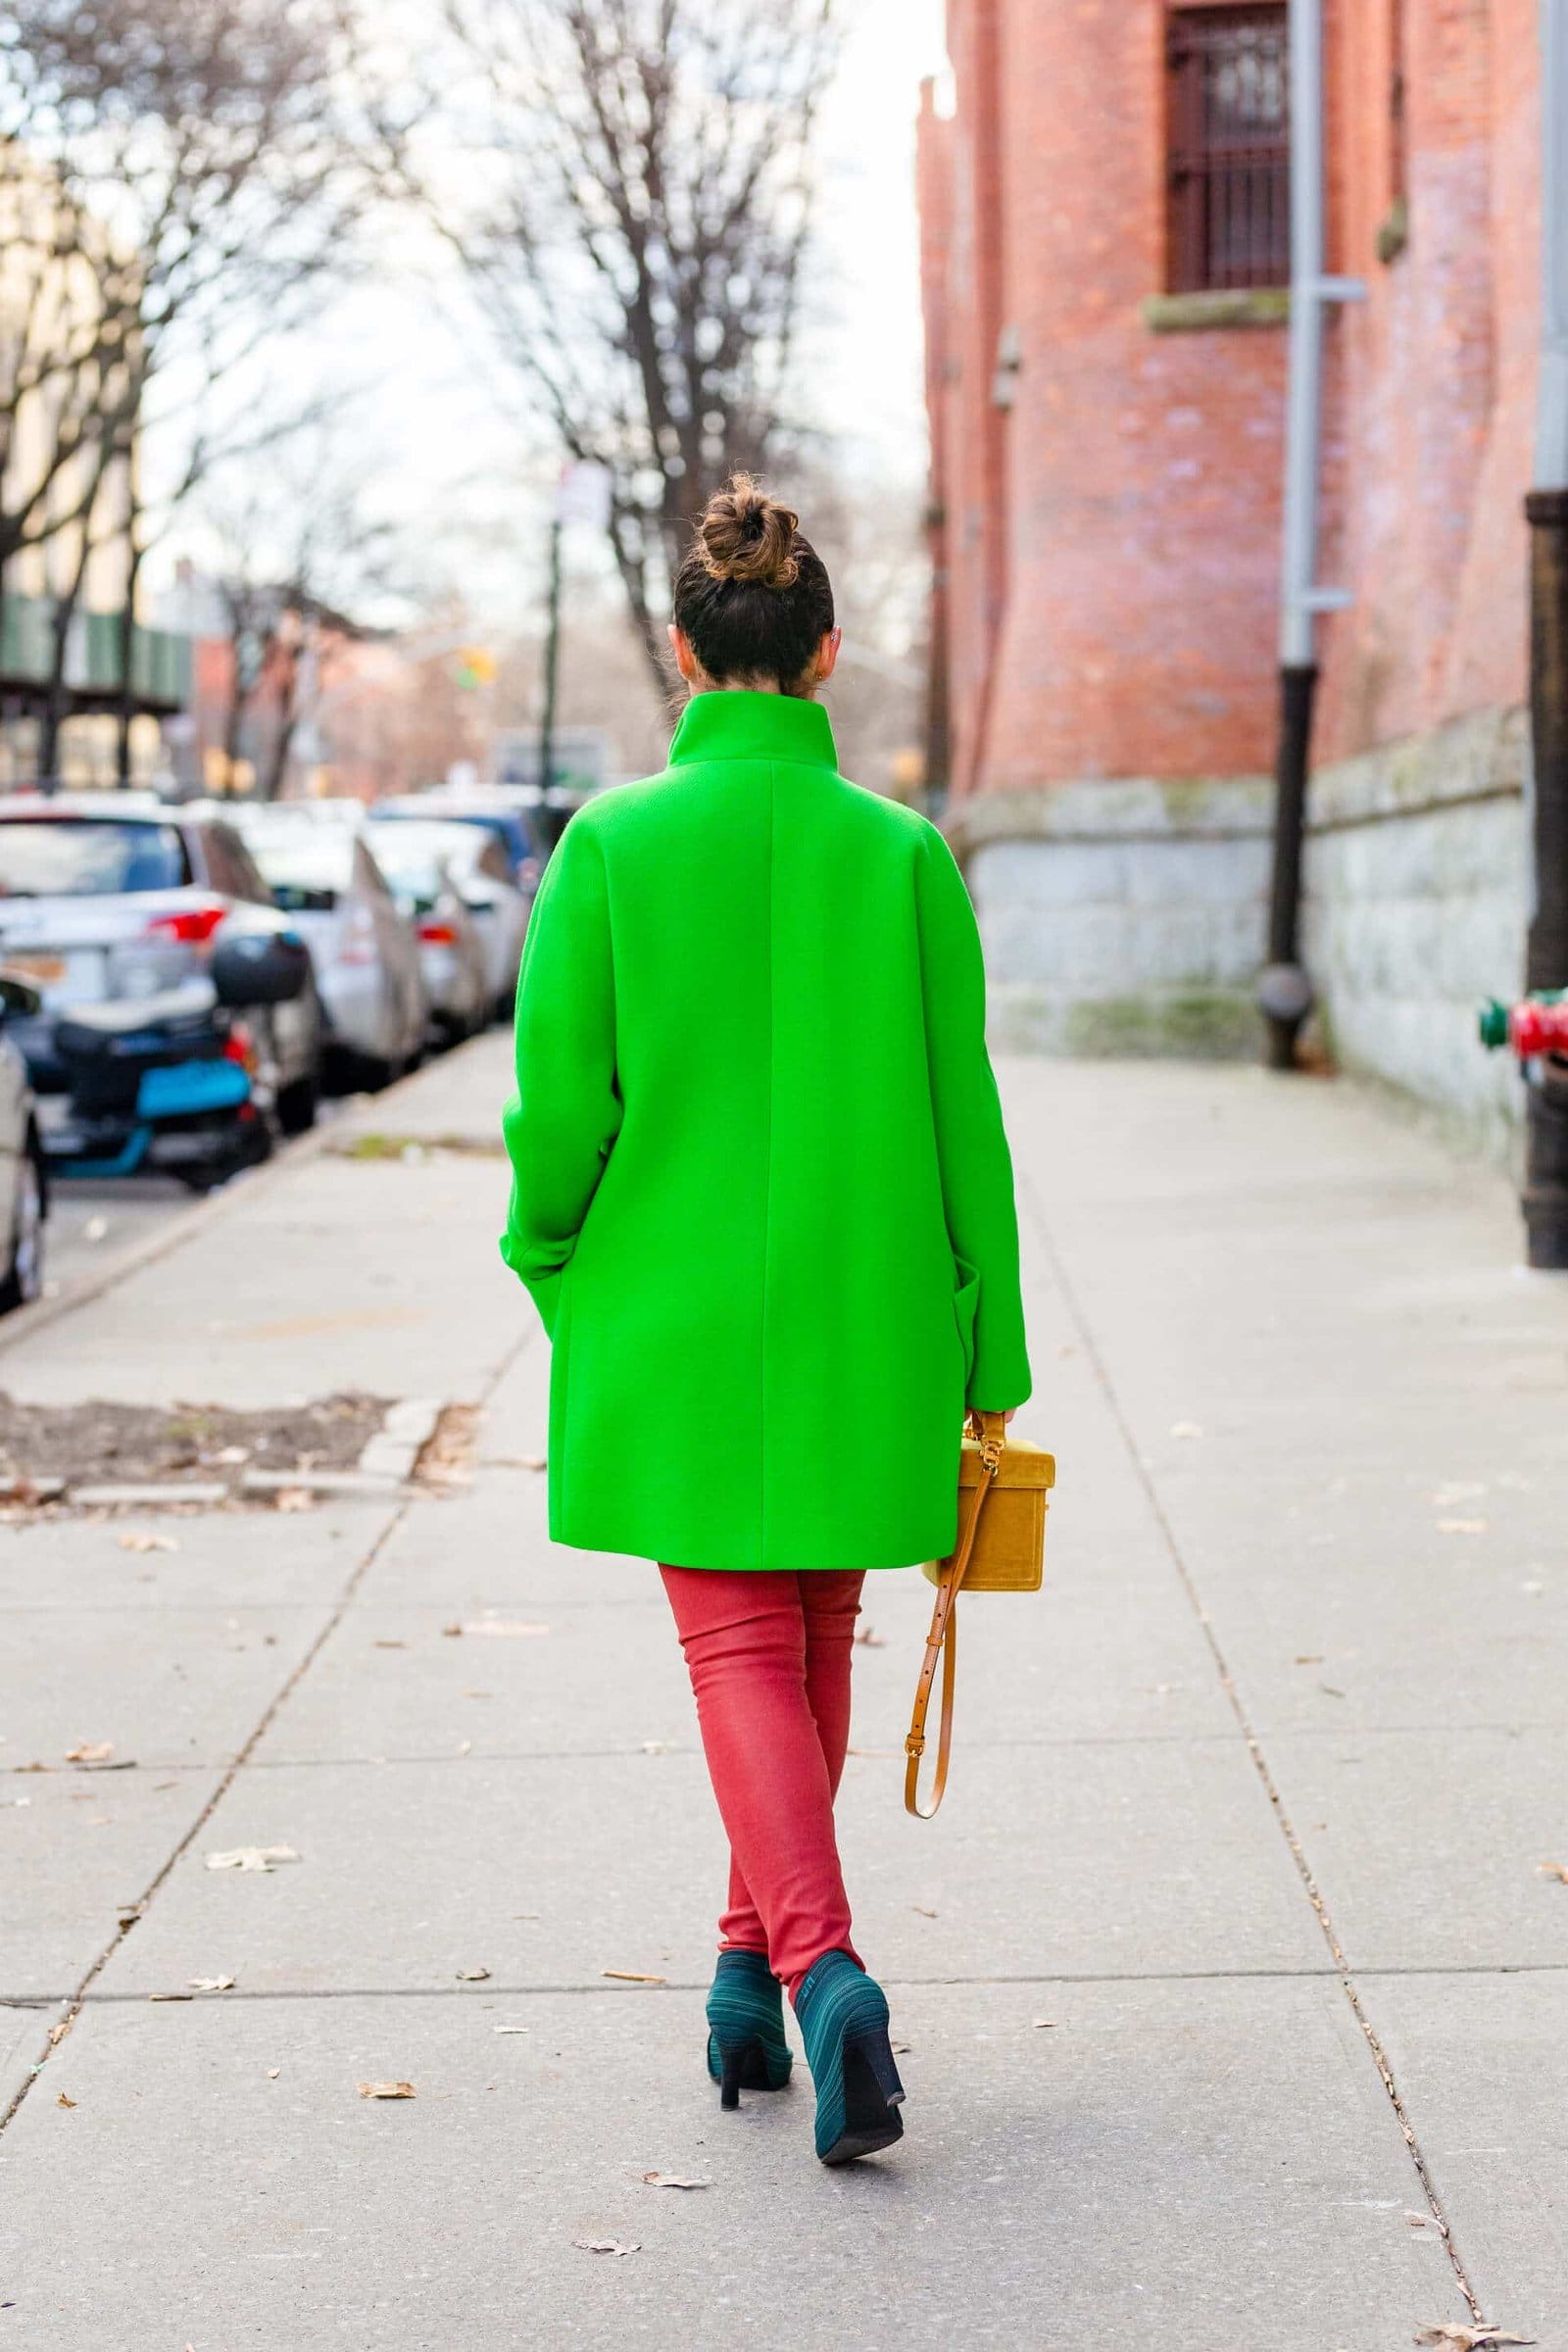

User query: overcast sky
[159,1,953,626]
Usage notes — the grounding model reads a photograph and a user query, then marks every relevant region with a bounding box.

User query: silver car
[366,814,530,1016]
[358,824,491,1043]
[220,808,428,1085]
[0,796,326,1135]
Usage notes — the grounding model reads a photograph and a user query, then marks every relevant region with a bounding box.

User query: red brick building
[919,0,1544,1129]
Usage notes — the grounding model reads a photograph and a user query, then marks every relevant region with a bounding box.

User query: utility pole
[1257,0,1364,1068]
[1522,0,1568,1266]
[539,513,563,798]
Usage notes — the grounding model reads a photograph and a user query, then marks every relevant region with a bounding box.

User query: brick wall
[921,0,1542,789]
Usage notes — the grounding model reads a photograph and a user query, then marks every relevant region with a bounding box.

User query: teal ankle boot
[793,1950,905,2165]
[706,1949,793,2109]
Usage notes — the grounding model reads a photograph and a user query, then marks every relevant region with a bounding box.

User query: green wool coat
[500,690,1031,1571]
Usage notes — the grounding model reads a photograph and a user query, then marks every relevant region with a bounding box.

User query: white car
[0,796,325,1135]
[359,826,492,1043]
[220,808,428,1085]
[366,816,530,1016]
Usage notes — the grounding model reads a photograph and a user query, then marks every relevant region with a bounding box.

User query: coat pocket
[527,1263,566,1340]
[952,1253,980,1388]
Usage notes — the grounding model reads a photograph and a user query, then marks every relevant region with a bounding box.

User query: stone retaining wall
[946,706,1531,1151]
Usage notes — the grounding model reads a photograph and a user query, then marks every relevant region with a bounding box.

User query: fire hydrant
[1481,993,1568,1268]
[1479,991,1568,1057]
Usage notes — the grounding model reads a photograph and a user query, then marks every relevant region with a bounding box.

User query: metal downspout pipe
[1522,0,1568,1266]
[1257,0,1364,1068]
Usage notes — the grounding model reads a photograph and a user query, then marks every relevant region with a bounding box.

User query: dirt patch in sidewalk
[0,1391,389,1494]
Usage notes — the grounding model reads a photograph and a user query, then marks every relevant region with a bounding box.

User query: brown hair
[671,474,835,694]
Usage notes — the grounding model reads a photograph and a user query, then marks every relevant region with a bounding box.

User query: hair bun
[698,474,801,590]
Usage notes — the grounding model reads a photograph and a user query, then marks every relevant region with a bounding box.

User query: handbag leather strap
[905,1412,1005,1819]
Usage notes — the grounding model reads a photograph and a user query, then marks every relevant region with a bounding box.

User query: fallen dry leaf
[358,2081,416,2100]
[442,1623,463,1638]
[493,2025,529,2035]
[118,1532,177,1555]
[188,1976,236,1992]
[574,2239,640,2257]
[853,1624,887,1647]
[1536,1863,1568,1884]
[518,1453,547,1472]
[458,1620,550,1639]
[274,1489,314,1514]
[641,2173,710,2190]
[601,1969,667,1984]
[56,2092,75,2109]
[1295,1653,1325,1665]
[65,1740,114,1765]
[1436,1518,1489,1537]
[640,1740,671,1755]
[46,2020,72,2048]
[1412,2328,1535,2350]
[912,1905,938,1919]
[266,2067,281,2080]
[149,1991,193,2003]
[456,1967,491,1983]
[205,1844,300,1874]
[1032,2019,1059,2030]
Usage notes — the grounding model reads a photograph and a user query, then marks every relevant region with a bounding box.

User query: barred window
[1166,5,1291,293]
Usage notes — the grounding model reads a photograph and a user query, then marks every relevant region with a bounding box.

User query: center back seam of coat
[759,760,778,1569]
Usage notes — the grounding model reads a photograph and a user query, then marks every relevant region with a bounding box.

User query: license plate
[3,954,67,985]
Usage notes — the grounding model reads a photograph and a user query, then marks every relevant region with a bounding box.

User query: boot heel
[849,2027,906,2110]
[717,2044,750,2111]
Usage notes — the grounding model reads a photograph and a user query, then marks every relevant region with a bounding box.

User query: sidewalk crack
[1018,1167,1487,2329]
[0,1330,532,2141]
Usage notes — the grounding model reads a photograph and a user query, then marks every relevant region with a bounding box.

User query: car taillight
[223,1021,258,1075]
[145,903,226,946]
[417,920,458,946]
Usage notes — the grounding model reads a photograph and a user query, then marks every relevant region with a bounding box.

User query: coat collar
[667,690,839,772]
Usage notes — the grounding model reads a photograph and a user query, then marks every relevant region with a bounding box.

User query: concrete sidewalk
[1,1038,1563,2349]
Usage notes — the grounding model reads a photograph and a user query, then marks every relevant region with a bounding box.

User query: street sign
[556,460,613,532]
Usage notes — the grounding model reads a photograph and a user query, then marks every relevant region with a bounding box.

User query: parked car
[0,797,327,1138]
[0,973,47,1309]
[356,825,492,1043]
[219,807,428,1085]
[365,814,531,1015]
[369,792,545,897]
[47,930,313,1193]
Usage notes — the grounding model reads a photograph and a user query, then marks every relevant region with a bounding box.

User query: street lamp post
[1522,0,1568,1266]
[539,514,564,798]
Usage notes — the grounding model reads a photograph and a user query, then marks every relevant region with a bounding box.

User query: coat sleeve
[914,826,1032,1411]
[499,815,620,1337]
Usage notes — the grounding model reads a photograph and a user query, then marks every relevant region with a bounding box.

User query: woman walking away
[501,476,1031,2166]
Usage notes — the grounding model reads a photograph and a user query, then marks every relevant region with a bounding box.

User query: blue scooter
[46,932,313,1191]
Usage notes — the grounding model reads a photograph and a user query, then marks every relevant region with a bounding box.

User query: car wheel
[276,1069,320,1136]
[0,1140,46,1314]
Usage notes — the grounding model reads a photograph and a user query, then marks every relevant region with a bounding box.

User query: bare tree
[196,427,408,799]
[0,0,411,772]
[437,0,837,684]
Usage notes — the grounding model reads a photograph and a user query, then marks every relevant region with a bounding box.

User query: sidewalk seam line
[0,1320,532,2141]
[1017,1165,1487,2328]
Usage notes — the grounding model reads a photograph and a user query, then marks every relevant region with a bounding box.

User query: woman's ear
[668,623,700,684]
[813,627,843,686]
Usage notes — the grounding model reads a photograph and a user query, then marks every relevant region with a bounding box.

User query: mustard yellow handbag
[905,1410,1056,1818]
